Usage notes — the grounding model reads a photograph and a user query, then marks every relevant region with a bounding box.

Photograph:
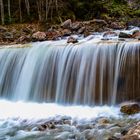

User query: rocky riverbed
[0,100,140,140]
[0,18,140,45]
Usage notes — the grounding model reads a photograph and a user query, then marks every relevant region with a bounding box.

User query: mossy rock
[120,102,140,115]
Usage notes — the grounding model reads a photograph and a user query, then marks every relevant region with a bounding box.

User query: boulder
[71,22,82,30]
[120,102,140,115]
[103,31,118,37]
[0,26,7,32]
[78,27,86,34]
[120,122,140,140]
[61,29,72,36]
[3,32,14,39]
[127,18,140,27]
[22,26,32,34]
[90,19,107,25]
[46,31,60,40]
[67,36,78,44]
[119,32,132,38]
[17,35,31,43]
[132,31,140,39]
[61,19,72,29]
[98,118,110,125]
[32,31,46,41]
[110,22,125,29]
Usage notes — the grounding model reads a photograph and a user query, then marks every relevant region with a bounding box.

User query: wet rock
[3,32,14,39]
[119,32,132,38]
[120,122,140,140]
[108,136,120,140]
[46,31,60,40]
[71,22,82,30]
[32,31,46,41]
[78,27,86,34]
[54,131,70,140]
[67,36,78,44]
[77,123,93,131]
[110,22,125,29]
[103,31,118,38]
[90,19,107,25]
[61,29,72,36]
[98,118,110,125]
[22,26,32,34]
[127,18,140,27]
[120,102,140,115]
[109,126,121,134]
[61,19,72,29]
[121,135,140,140]
[17,35,31,43]
[0,26,7,32]
[132,31,140,39]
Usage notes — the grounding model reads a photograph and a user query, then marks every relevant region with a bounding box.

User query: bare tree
[19,0,22,22]
[0,0,4,25]
[25,0,30,16]
[37,0,42,22]
[8,0,11,23]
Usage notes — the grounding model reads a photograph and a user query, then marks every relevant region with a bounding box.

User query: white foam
[0,100,120,120]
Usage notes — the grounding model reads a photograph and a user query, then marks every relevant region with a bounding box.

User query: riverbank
[0,18,140,45]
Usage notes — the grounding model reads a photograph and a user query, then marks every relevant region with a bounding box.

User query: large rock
[67,36,78,44]
[127,18,140,27]
[78,27,86,34]
[46,31,60,40]
[71,22,82,30]
[0,26,7,32]
[120,102,140,115]
[61,29,72,36]
[61,19,72,29]
[121,122,140,140]
[32,31,46,41]
[103,31,118,38]
[3,32,14,39]
[132,31,140,39]
[110,22,125,29]
[90,19,107,25]
[17,35,31,43]
[119,32,132,38]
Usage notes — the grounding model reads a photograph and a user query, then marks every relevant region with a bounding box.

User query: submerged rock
[121,122,140,140]
[103,31,118,38]
[67,36,78,44]
[120,102,140,115]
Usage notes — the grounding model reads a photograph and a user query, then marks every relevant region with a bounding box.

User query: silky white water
[0,39,140,105]
[0,28,140,139]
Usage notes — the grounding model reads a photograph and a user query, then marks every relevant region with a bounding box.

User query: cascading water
[0,39,139,105]
[0,36,140,140]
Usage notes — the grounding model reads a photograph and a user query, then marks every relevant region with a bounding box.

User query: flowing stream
[0,31,140,139]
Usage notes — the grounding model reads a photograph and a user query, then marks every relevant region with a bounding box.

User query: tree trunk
[37,0,42,22]
[0,0,4,25]
[8,0,11,23]
[19,0,22,22]
[25,0,30,16]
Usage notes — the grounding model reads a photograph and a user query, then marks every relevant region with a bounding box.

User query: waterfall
[0,40,139,105]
